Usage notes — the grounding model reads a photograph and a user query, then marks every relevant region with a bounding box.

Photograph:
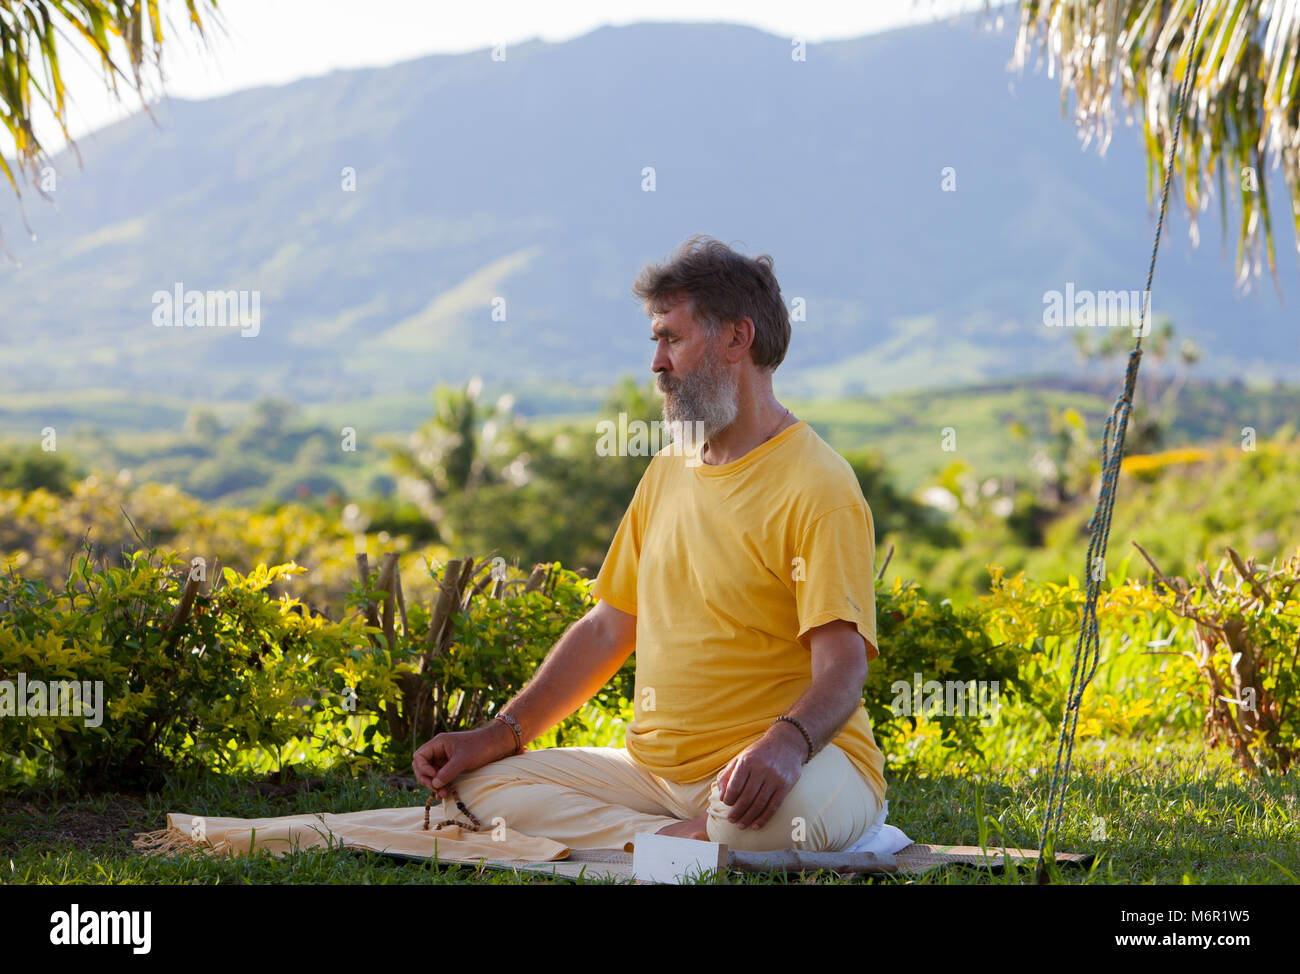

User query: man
[413,234,886,852]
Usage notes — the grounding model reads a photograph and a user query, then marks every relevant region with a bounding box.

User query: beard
[658,346,739,450]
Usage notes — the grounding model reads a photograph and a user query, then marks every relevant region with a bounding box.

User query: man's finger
[734,777,780,829]
[733,780,773,829]
[725,774,765,824]
[413,752,436,786]
[744,782,785,830]
[429,753,466,791]
[755,781,794,830]
[413,737,447,787]
[715,757,737,797]
[721,762,750,806]
[413,754,434,788]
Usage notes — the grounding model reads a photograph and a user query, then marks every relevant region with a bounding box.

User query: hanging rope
[1034,0,1209,883]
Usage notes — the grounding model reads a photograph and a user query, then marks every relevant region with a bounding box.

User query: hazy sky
[40,0,1003,145]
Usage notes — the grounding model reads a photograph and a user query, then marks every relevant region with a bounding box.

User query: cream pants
[445,743,882,852]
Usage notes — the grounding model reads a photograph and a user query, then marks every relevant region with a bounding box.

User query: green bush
[1140,546,1300,773]
[867,577,1021,759]
[432,565,633,747]
[325,556,631,772]
[1,536,1076,791]
[0,551,369,788]
[0,547,628,788]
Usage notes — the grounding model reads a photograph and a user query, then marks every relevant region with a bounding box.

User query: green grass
[4,734,1294,885]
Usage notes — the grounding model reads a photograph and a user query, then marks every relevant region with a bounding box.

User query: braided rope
[1034,0,1209,881]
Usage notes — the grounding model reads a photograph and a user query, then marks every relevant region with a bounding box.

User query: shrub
[320,555,630,771]
[1136,544,1300,773]
[978,561,1199,741]
[868,577,1021,759]
[0,550,368,788]
[0,545,626,787]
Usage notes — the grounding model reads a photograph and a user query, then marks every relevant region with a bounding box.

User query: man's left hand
[714,721,807,830]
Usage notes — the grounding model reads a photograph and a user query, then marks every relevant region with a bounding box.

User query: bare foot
[655,812,709,841]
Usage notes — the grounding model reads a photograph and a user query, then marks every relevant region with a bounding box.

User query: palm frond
[0,0,221,247]
[1012,0,1300,287]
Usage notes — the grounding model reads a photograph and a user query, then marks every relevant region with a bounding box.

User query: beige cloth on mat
[133,805,570,864]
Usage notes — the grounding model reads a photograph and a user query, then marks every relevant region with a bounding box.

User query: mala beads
[423,785,483,832]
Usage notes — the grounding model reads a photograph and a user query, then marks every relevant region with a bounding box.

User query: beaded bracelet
[494,711,525,755]
[775,714,815,763]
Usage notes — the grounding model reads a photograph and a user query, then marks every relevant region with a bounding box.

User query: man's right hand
[413,722,516,795]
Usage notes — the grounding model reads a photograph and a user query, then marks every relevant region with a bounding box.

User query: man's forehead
[650,294,693,327]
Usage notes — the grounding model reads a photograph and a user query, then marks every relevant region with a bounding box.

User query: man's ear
[722,316,755,364]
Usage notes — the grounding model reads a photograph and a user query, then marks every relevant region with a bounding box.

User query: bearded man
[413,234,886,853]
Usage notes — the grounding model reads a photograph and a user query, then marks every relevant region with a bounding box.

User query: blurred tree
[184,455,269,499]
[227,397,300,463]
[183,407,221,440]
[388,377,518,542]
[1072,318,1201,452]
[387,375,661,570]
[0,444,79,494]
[480,376,658,569]
[841,447,960,547]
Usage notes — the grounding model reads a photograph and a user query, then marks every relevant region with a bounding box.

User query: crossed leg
[443,743,881,854]
[704,744,882,852]
[443,746,699,851]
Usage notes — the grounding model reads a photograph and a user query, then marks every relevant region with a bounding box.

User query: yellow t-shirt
[591,419,887,804]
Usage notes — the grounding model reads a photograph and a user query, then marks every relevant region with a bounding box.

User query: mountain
[2,15,1297,409]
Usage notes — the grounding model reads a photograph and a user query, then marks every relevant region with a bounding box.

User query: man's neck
[701,398,794,466]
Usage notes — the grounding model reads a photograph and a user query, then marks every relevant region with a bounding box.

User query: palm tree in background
[387,378,519,536]
[390,379,506,496]
[0,0,220,247]
[1008,0,1300,286]
[1072,318,1202,451]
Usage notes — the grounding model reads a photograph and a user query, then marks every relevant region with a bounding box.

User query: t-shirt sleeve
[590,470,649,616]
[794,501,879,661]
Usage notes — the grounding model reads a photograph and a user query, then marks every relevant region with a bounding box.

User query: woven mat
[424,842,1093,883]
